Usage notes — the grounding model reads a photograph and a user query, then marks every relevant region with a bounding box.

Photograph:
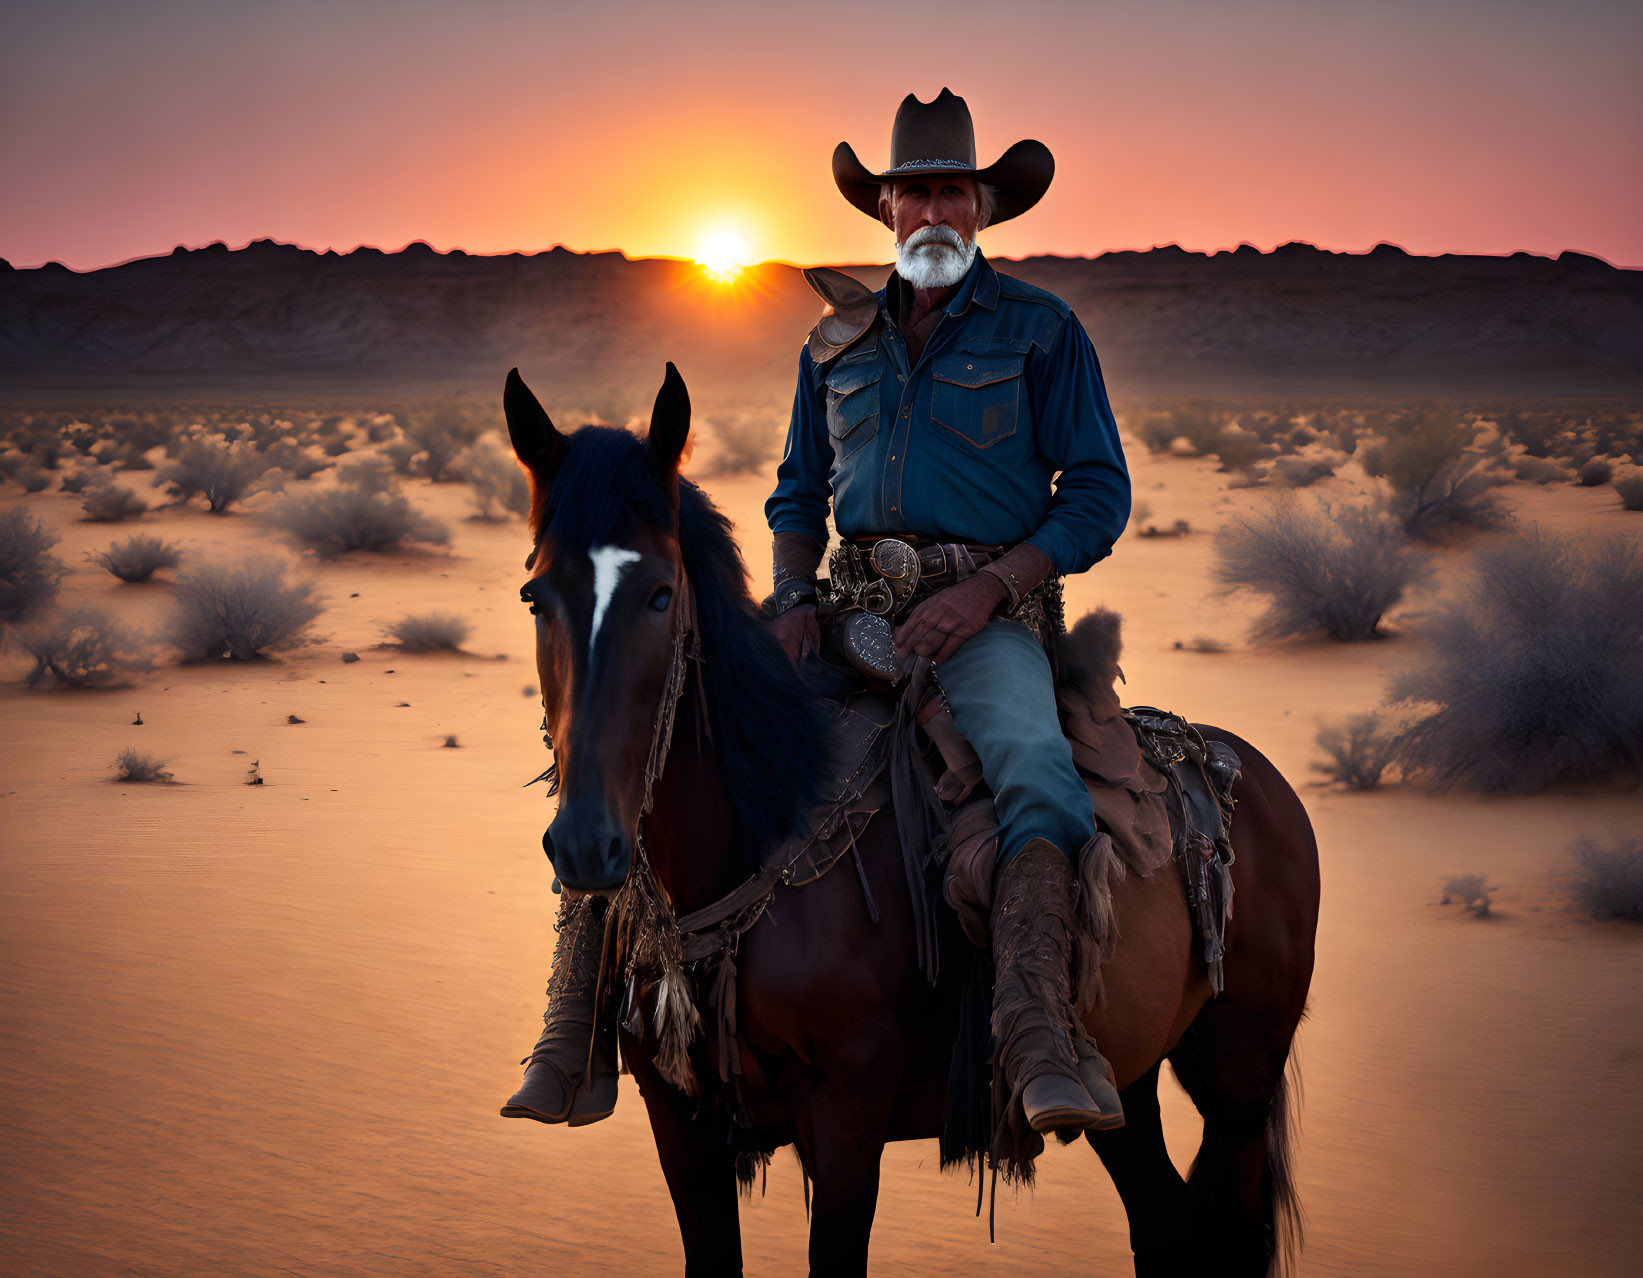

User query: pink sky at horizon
[4,0,1641,273]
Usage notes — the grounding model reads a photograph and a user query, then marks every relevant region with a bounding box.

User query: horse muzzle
[543,797,631,893]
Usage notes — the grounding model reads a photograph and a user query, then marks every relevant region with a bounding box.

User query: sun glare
[698,229,749,282]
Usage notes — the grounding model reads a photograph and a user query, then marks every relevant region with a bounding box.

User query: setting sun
[697,229,749,282]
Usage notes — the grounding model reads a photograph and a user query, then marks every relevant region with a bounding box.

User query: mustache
[901,225,966,253]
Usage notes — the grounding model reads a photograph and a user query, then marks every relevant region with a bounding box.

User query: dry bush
[394,398,485,481]
[260,440,332,481]
[16,466,51,493]
[58,469,96,494]
[16,605,150,687]
[385,612,472,651]
[1570,835,1643,921]
[1391,532,1643,792]
[1312,713,1400,789]
[80,482,150,522]
[1270,455,1339,488]
[1511,453,1568,485]
[167,560,323,660]
[111,747,174,783]
[1213,495,1428,642]
[275,466,450,558]
[1578,457,1614,487]
[1129,498,1154,529]
[1137,415,1179,453]
[456,440,530,520]
[1361,406,1511,540]
[159,437,269,512]
[1614,473,1643,511]
[1439,875,1492,916]
[0,508,65,624]
[91,536,183,583]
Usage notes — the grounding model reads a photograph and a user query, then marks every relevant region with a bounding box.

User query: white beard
[894,226,978,289]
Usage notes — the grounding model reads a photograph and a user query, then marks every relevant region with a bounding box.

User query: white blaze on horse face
[587,544,641,654]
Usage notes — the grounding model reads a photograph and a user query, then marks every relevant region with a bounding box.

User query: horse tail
[1266,1049,1305,1277]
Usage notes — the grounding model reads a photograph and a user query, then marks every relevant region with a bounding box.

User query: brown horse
[504,363,1320,1277]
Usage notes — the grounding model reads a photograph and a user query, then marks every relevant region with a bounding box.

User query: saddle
[767,608,1241,993]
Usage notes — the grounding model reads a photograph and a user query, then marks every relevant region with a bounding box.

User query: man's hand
[769,603,820,667]
[893,573,1010,664]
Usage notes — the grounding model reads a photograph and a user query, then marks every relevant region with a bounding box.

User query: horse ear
[647,361,690,476]
[504,368,564,481]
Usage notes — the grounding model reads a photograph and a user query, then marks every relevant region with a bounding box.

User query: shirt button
[890,505,898,512]
[890,454,896,461]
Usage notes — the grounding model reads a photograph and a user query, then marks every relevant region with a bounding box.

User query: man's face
[884,175,982,246]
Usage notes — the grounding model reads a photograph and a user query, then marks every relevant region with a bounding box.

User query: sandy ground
[3,433,1641,1277]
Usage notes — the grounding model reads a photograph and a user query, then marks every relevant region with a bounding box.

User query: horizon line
[5,235,1636,275]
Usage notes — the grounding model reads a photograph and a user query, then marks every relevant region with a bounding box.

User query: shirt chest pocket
[931,351,1026,449]
[823,358,882,459]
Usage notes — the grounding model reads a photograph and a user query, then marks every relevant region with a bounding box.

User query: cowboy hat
[833,88,1054,226]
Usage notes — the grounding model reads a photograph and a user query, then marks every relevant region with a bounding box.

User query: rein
[532,558,790,1097]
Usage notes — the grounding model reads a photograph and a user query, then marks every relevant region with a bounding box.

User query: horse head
[504,363,692,893]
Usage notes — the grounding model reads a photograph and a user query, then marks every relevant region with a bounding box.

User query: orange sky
[3,0,1641,271]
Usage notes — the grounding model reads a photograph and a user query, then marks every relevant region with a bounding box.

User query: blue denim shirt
[764,250,1130,577]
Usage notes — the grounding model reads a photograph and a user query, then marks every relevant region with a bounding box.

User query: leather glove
[769,603,820,666]
[893,573,1009,664]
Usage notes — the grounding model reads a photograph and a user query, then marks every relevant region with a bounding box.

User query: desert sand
[3,428,1641,1277]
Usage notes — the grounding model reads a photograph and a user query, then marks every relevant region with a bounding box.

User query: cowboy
[763,90,1132,1134]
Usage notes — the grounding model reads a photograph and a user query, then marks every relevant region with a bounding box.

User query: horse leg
[790,1064,896,1277]
[1086,1063,1205,1276]
[630,1055,744,1277]
[1167,1005,1303,1278]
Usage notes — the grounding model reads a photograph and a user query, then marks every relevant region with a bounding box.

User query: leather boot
[501,892,618,1127]
[991,838,1124,1133]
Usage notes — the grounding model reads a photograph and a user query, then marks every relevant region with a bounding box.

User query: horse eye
[649,586,673,613]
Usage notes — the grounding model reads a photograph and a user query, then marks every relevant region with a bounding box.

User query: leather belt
[829,535,1011,618]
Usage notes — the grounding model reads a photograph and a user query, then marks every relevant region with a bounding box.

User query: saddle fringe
[1072,829,1126,1023]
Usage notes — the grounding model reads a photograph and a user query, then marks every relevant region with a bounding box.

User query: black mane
[538,426,829,867]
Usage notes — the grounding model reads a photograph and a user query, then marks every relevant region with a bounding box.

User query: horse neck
[641,672,745,917]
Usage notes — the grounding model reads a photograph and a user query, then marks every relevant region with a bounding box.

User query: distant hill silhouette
[2,238,1639,400]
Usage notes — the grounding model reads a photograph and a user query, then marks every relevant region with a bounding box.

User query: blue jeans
[934,618,1095,867]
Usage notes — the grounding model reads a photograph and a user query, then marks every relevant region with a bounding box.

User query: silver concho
[869,538,921,612]
[840,612,903,683]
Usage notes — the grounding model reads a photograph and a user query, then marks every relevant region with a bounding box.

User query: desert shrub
[159,437,269,512]
[1209,422,1275,474]
[1570,835,1643,921]
[0,508,65,624]
[1129,498,1154,529]
[111,747,173,783]
[1390,532,1643,791]
[80,482,149,522]
[1287,425,1317,449]
[58,469,95,494]
[90,535,183,582]
[1361,406,1510,539]
[275,467,449,558]
[166,560,323,660]
[1578,457,1614,487]
[1512,453,1568,485]
[457,440,530,520]
[385,611,472,651]
[1312,713,1400,789]
[260,440,332,481]
[395,398,485,481]
[1439,875,1492,916]
[1137,415,1180,453]
[1270,456,1338,488]
[1614,473,1643,511]
[16,604,150,687]
[16,465,51,493]
[1213,496,1428,641]
[93,440,156,471]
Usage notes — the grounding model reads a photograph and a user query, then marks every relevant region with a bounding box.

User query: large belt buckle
[865,538,921,616]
